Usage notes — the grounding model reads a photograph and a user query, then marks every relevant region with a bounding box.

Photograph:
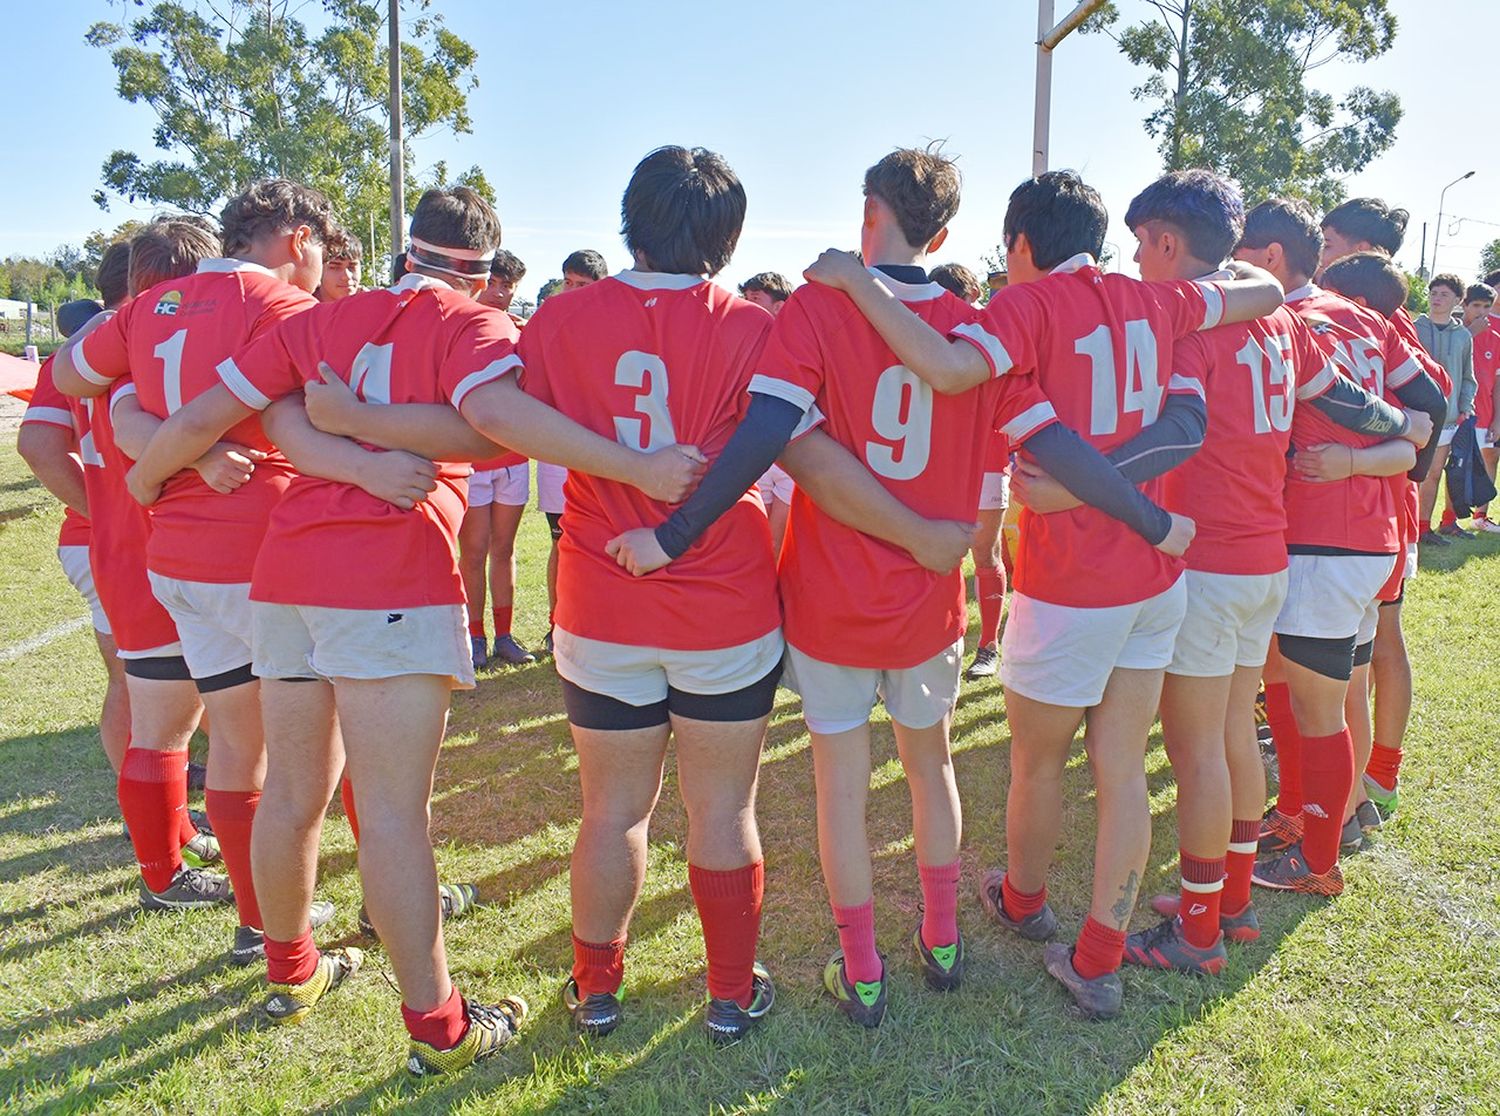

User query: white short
[469,462,530,508]
[57,545,109,635]
[146,572,254,680]
[252,602,475,689]
[782,638,963,735]
[1273,553,1398,641]
[1478,428,1496,451]
[1438,424,1458,448]
[757,464,794,507]
[979,470,1011,512]
[536,461,567,515]
[116,640,185,661]
[553,626,784,707]
[1168,569,1288,678]
[1403,542,1418,580]
[1001,578,1188,708]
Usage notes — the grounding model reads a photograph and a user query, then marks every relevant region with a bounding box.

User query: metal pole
[1032,0,1055,177]
[1419,222,1427,276]
[388,0,404,262]
[1431,170,1475,279]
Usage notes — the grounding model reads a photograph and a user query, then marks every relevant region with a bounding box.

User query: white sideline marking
[0,615,90,663]
[1365,842,1500,943]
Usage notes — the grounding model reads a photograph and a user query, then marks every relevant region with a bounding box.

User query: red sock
[265,927,319,985]
[1300,728,1354,874]
[492,605,513,638]
[402,984,469,1050]
[1072,915,1127,980]
[1224,819,1258,915]
[177,796,198,848]
[918,859,961,948]
[1178,851,1226,949]
[572,934,626,997]
[205,788,262,930]
[976,566,1005,648]
[1264,681,1303,815]
[340,776,360,844]
[1001,874,1047,922]
[689,861,764,1007]
[831,899,882,984]
[1440,507,1457,528]
[1366,741,1403,791]
[467,616,485,638]
[118,747,188,892]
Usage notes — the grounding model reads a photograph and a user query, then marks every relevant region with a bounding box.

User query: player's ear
[290,225,313,259]
[926,227,949,255]
[862,196,880,229]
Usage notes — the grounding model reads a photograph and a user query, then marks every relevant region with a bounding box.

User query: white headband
[409,236,494,263]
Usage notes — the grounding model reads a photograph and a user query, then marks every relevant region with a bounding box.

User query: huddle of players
[20,142,1454,1075]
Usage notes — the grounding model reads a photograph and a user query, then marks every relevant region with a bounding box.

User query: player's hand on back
[1012,460,1084,514]
[359,449,439,509]
[124,464,162,507]
[907,518,979,574]
[1292,443,1353,483]
[803,249,866,292]
[303,361,363,436]
[634,444,708,504]
[605,527,674,577]
[1154,512,1196,557]
[192,442,267,494]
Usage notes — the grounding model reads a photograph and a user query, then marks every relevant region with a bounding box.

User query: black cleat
[912,925,964,991]
[964,646,999,681]
[491,634,537,666]
[231,900,336,966]
[703,962,774,1044]
[562,976,623,1037]
[1043,942,1123,1019]
[978,870,1058,941]
[139,867,233,912]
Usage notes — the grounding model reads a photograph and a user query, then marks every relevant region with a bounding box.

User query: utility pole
[1032,0,1108,176]
[388,0,404,264]
[1431,170,1475,279]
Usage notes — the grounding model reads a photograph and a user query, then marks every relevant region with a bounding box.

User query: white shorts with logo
[57,545,109,635]
[1438,424,1458,448]
[252,602,475,689]
[782,638,964,735]
[1477,428,1496,451]
[536,462,567,516]
[979,470,1011,513]
[553,626,784,707]
[1168,569,1289,678]
[1273,553,1398,641]
[469,463,530,508]
[1001,578,1188,708]
[146,572,254,680]
[757,464,794,507]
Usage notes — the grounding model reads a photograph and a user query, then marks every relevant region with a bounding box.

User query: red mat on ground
[0,352,41,401]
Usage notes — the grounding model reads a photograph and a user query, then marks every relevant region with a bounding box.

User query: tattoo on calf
[1111,869,1139,928]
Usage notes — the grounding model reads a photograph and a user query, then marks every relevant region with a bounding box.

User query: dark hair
[930,262,982,302]
[621,145,746,276]
[1124,169,1244,266]
[95,241,133,308]
[1003,170,1107,271]
[739,271,793,302]
[1321,251,1409,318]
[863,145,961,249]
[325,226,363,263]
[1465,283,1496,305]
[1321,197,1408,254]
[58,299,105,337]
[128,216,221,295]
[220,179,338,256]
[561,249,608,280]
[1429,272,1465,299]
[410,187,501,254]
[391,251,407,285]
[1486,270,1500,289]
[490,249,526,282]
[1239,198,1323,280]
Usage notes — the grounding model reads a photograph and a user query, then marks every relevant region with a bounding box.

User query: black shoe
[491,634,537,666]
[139,867,233,912]
[186,762,207,791]
[1420,530,1452,548]
[471,636,489,670]
[231,900,336,966]
[188,808,213,836]
[1043,943,1123,1019]
[964,645,999,681]
[912,925,964,991]
[823,950,887,1028]
[703,962,774,1044]
[541,629,555,657]
[358,882,478,938]
[978,870,1058,941]
[562,976,623,1036]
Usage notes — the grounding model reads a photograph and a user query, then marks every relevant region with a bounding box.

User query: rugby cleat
[1340,813,1365,851]
[1252,844,1344,896]
[703,962,775,1044]
[139,867,233,912]
[964,646,999,681]
[263,947,362,1025]
[1042,942,1122,1020]
[823,950,887,1028]
[912,925,964,991]
[470,636,489,670]
[179,830,221,869]
[231,900,337,966]
[1257,807,1303,856]
[491,634,536,666]
[978,870,1058,941]
[359,882,479,938]
[1362,772,1399,815]
[1122,917,1227,975]
[1150,894,1261,942]
[561,976,623,1037]
[407,996,527,1076]
[1355,798,1383,832]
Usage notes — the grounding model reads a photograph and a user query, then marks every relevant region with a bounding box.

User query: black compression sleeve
[654,394,804,559]
[1104,393,1208,484]
[1392,371,1449,482]
[1308,376,1410,438]
[1024,423,1173,545]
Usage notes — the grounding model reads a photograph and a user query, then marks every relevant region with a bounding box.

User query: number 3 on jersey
[614,351,677,451]
[866,365,933,480]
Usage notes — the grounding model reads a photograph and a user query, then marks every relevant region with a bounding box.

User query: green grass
[2,435,1499,1115]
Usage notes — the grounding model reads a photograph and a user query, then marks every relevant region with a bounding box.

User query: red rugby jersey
[22,356,91,548]
[752,273,1056,668]
[73,259,316,582]
[1473,317,1500,431]
[517,270,779,651]
[948,255,1224,607]
[219,274,521,609]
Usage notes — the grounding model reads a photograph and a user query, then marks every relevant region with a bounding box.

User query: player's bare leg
[487,502,532,663]
[894,717,961,872]
[457,507,491,657]
[966,509,1006,679]
[810,726,874,906]
[336,674,454,1012]
[1367,601,1411,811]
[199,680,268,933]
[1343,661,1374,825]
[1160,673,1234,860]
[1225,666,1268,826]
[1418,443,1452,537]
[95,630,130,773]
[1002,692,1085,896]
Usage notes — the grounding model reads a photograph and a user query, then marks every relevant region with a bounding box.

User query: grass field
[2,427,1499,1115]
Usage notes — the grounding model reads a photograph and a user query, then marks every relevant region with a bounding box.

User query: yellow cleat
[263,947,363,1025]
[406,996,528,1076]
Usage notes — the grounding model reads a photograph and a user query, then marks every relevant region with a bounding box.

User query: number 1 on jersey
[154,329,188,415]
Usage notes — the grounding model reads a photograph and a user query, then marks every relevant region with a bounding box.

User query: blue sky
[2,1,1496,296]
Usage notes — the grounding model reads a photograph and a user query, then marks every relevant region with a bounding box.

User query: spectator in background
[739,271,793,314]
[562,249,608,290]
[317,229,362,301]
[479,250,527,324]
[930,262,983,305]
[1463,283,1500,532]
[1417,274,1477,541]
[739,272,796,556]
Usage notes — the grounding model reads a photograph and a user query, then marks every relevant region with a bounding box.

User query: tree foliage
[1086,0,1402,208]
[87,0,487,263]
[1480,239,1500,279]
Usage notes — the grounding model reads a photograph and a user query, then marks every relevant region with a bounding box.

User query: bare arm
[113,391,268,496]
[16,424,88,516]
[110,392,163,461]
[1291,439,1416,483]
[126,385,256,504]
[261,396,438,510]
[1215,261,1285,326]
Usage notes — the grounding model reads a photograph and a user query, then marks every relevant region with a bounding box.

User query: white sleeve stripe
[747,373,815,414]
[950,322,1015,377]
[108,382,138,422]
[451,354,522,411]
[1000,401,1057,441]
[215,357,273,411]
[788,403,825,441]
[21,406,73,428]
[1386,356,1420,390]
[1196,281,1226,331]
[1295,362,1338,401]
[1167,373,1206,400]
[73,343,113,386]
